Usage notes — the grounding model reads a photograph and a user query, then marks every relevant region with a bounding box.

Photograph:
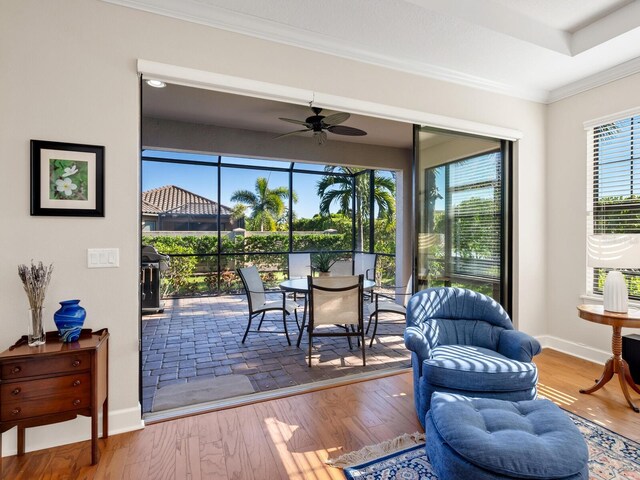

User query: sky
[141,150,393,219]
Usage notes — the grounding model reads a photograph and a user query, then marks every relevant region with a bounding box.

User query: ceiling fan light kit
[276,107,367,144]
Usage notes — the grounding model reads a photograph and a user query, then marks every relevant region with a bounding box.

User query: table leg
[282,294,291,346]
[618,360,640,412]
[622,359,640,395]
[296,295,308,348]
[17,426,25,456]
[91,408,98,465]
[580,357,615,394]
[580,325,640,412]
[103,397,109,439]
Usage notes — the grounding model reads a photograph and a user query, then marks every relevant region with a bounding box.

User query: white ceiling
[106,0,640,103]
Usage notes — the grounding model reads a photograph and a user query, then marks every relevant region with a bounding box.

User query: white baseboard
[536,334,610,365]
[1,404,143,457]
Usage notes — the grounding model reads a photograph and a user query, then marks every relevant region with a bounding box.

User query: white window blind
[587,113,640,297]
[447,151,502,279]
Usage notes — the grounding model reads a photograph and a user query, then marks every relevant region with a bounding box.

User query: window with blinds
[422,149,502,298]
[588,113,640,297]
[448,151,502,279]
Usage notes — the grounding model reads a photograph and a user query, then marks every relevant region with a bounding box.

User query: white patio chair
[288,253,311,301]
[237,266,299,345]
[353,253,377,281]
[288,253,312,279]
[354,252,377,302]
[329,259,352,276]
[366,275,413,347]
[307,275,364,367]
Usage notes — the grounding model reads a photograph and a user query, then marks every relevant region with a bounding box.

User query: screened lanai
[140,148,410,417]
[141,150,400,297]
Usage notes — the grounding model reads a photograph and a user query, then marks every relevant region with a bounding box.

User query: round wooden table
[577,304,640,412]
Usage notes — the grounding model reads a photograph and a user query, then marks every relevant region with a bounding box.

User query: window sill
[580,294,640,309]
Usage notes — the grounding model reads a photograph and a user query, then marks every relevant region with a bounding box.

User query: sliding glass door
[415,127,512,313]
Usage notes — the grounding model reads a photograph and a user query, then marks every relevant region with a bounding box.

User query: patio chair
[288,253,312,301]
[354,252,377,302]
[353,253,377,281]
[288,253,312,279]
[329,259,352,276]
[366,275,412,347]
[307,275,365,367]
[237,266,299,345]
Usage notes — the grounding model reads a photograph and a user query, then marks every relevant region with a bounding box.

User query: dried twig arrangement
[18,260,53,311]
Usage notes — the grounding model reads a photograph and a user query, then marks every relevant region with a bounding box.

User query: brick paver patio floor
[141,294,410,413]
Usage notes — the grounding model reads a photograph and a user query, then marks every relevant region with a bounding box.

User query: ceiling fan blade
[314,130,328,145]
[274,128,311,139]
[327,125,367,136]
[322,112,350,126]
[279,117,311,127]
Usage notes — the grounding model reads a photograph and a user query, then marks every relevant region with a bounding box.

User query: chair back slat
[237,266,266,310]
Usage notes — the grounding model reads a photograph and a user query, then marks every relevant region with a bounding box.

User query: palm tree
[230,177,296,231]
[316,167,395,250]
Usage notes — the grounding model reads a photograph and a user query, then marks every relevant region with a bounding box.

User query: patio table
[279,278,376,347]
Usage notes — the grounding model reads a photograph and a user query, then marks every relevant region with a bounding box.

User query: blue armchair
[404,287,541,427]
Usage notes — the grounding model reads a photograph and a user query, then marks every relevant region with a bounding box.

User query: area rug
[328,412,640,479]
[151,375,255,411]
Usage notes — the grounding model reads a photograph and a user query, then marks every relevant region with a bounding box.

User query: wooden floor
[3,348,640,479]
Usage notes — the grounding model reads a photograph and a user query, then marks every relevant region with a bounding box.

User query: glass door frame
[412,125,513,316]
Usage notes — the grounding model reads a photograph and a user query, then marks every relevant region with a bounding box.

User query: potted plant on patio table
[311,252,337,276]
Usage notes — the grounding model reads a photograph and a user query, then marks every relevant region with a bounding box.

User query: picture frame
[30,140,104,217]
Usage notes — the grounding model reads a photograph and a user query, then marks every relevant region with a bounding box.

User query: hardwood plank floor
[2,348,640,479]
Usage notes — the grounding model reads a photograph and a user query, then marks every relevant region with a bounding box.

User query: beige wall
[1,0,546,454]
[142,117,412,169]
[546,73,640,360]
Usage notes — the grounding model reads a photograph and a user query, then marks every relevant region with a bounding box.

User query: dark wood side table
[577,305,640,412]
[0,328,109,465]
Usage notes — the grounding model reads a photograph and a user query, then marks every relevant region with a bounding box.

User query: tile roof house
[142,185,241,231]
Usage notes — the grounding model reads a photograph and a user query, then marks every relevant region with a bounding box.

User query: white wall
[546,73,640,361]
[1,0,546,454]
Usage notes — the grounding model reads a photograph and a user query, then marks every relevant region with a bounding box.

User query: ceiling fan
[275,107,367,144]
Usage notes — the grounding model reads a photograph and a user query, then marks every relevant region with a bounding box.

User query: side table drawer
[1,373,90,401]
[1,352,91,380]
[1,384,91,421]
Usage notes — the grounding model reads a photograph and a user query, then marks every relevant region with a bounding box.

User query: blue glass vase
[53,300,86,342]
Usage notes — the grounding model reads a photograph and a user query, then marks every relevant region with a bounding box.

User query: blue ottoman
[425,393,589,480]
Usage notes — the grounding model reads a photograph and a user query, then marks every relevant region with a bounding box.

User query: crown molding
[103,0,548,103]
[103,0,640,105]
[548,55,640,103]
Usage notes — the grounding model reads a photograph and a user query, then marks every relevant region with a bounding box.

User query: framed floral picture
[30,140,104,217]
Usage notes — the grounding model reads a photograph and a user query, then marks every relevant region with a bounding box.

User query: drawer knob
[11,366,21,374]
[73,380,81,387]
[73,399,81,406]
[72,360,81,367]
[11,387,21,396]
[11,408,21,416]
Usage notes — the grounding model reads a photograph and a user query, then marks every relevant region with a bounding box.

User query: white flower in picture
[61,164,78,177]
[55,177,78,196]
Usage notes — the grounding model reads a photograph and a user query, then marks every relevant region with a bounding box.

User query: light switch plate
[88,248,119,268]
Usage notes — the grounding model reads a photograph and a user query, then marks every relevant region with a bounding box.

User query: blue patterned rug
[336,413,640,479]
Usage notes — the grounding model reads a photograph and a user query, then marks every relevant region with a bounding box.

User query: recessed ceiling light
[146,80,166,88]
